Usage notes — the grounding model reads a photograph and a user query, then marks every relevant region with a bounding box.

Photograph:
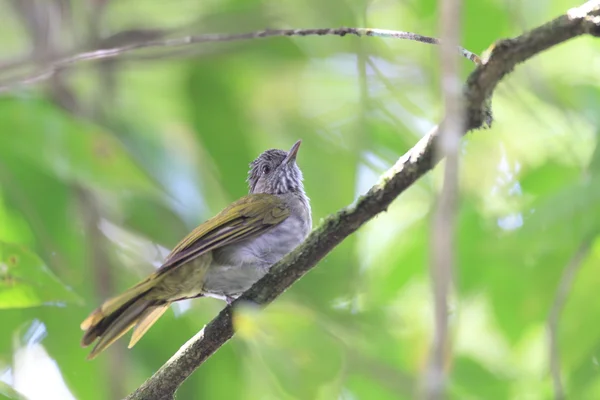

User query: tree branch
[123,2,600,399]
[0,27,480,94]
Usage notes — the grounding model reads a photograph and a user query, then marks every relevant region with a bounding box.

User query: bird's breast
[203,213,310,298]
[218,213,309,268]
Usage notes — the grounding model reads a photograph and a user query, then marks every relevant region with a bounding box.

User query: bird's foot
[225,295,235,305]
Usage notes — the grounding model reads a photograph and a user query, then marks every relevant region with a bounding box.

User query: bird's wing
[79,193,289,357]
[80,193,289,333]
[157,193,290,274]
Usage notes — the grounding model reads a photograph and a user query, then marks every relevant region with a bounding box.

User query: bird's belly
[201,264,267,300]
[203,215,308,298]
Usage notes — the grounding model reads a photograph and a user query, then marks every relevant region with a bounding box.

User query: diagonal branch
[124,2,600,399]
[0,27,480,94]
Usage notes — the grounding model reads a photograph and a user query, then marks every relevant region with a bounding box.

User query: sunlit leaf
[0,242,81,309]
[234,302,345,399]
[560,237,600,373]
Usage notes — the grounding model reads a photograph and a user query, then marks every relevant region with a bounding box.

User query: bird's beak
[284,140,301,165]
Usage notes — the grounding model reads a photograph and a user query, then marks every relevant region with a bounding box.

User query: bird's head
[247,140,304,195]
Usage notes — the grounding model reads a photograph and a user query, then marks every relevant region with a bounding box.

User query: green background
[1,0,600,399]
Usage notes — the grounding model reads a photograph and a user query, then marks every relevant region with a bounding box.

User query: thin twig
[424,0,464,397]
[0,27,481,94]
[548,240,592,400]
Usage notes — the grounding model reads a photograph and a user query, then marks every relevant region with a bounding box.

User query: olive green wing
[157,193,290,274]
[82,193,289,327]
[79,193,288,358]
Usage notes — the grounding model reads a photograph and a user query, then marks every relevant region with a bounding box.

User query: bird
[80,140,311,360]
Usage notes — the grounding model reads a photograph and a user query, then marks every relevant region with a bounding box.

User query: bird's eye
[261,165,270,175]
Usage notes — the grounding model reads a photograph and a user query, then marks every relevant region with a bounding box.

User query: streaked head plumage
[247,140,304,195]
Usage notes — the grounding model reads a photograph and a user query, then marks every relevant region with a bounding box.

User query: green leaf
[0,242,81,309]
[519,162,581,199]
[233,302,345,399]
[0,97,158,194]
[560,237,600,372]
[186,59,256,201]
[450,356,510,399]
[346,373,408,400]
[456,200,567,343]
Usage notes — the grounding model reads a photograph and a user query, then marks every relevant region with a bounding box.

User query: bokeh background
[1,0,600,399]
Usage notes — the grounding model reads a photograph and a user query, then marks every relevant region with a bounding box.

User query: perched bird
[81,140,311,359]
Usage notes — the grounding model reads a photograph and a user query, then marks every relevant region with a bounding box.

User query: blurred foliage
[0,0,600,399]
[0,241,80,309]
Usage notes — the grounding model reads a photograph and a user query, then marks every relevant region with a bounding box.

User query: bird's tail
[80,277,169,360]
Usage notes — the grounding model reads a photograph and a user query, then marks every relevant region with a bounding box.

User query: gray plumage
[153,142,311,301]
[81,140,311,358]
[199,145,312,300]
